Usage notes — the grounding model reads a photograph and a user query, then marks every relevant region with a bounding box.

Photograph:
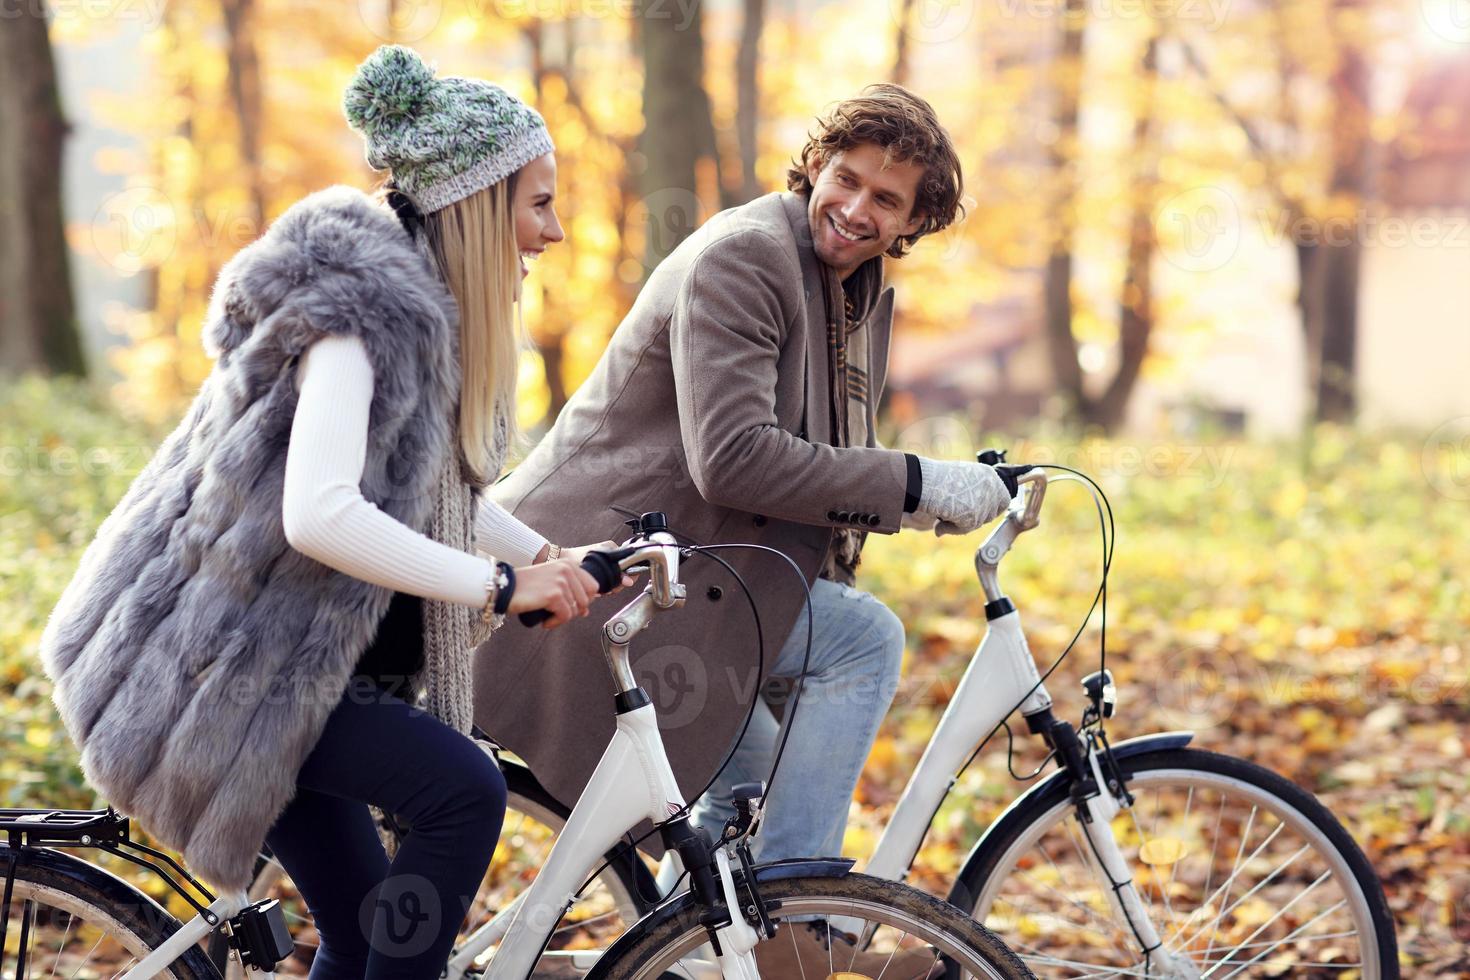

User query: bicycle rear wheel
[951,748,1397,978]
[1,844,218,980]
[588,871,1034,980]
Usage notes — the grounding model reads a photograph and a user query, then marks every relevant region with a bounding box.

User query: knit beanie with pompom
[343,45,554,214]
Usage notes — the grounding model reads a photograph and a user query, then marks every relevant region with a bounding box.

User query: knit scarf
[377,234,510,854]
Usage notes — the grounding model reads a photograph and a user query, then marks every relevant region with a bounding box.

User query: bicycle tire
[587,871,1034,980]
[210,758,659,977]
[949,748,1398,979]
[0,843,220,980]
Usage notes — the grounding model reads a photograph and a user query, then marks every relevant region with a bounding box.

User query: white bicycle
[837,455,1398,978]
[219,457,1399,979]
[0,515,1033,980]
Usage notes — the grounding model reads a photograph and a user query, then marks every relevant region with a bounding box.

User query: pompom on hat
[344,45,554,214]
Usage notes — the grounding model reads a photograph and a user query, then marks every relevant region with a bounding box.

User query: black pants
[264,675,506,980]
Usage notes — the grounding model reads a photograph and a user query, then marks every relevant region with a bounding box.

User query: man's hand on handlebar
[915,456,1013,536]
[907,452,1036,537]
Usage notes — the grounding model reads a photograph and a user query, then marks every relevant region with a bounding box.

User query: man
[474,83,1012,885]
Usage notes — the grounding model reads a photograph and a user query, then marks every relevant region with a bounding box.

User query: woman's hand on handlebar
[506,559,601,628]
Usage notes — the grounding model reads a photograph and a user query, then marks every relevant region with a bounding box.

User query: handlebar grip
[517,551,624,627]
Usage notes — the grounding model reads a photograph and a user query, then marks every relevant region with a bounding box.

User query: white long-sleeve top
[282,334,549,607]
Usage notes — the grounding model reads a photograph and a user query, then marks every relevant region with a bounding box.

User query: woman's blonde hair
[382,175,523,486]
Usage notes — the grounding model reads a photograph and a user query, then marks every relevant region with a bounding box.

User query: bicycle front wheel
[589,871,1034,980]
[951,748,1397,979]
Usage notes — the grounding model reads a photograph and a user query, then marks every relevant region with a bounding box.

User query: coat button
[836,511,851,523]
[753,515,767,527]
[707,586,723,601]
[826,511,839,522]
[864,514,880,526]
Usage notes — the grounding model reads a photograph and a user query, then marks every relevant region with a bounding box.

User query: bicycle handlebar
[516,535,683,627]
[516,551,626,627]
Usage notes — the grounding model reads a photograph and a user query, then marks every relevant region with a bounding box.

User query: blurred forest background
[2,0,1468,972]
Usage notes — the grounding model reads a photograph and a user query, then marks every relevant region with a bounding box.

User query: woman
[40,45,602,979]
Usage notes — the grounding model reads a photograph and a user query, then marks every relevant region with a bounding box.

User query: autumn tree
[733,0,767,206]
[635,0,722,270]
[1179,0,1381,425]
[0,2,86,377]
[1040,0,1091,427]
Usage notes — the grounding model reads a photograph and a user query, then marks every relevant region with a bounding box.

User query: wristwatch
[481,562,516,624]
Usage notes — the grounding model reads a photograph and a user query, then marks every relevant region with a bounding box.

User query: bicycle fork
[1028,708,1200,980]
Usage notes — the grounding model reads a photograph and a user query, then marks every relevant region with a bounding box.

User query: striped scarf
[819,257,882,585]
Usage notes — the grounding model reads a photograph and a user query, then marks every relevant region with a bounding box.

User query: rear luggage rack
[1,806,219,922]
[0,807,129,848]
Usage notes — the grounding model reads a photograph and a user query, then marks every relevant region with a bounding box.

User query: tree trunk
[636,0,718,270]
[734,0,766,205]
[892,0,916,86]
[523,21,570,423]
[1312,11,1371,424]
[0,2,85,377]
[1040,0,1087,422]
[221,0,266,232]
[1089,34,1161,432]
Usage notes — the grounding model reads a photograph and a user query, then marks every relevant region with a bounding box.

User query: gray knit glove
[916,457,1014,536]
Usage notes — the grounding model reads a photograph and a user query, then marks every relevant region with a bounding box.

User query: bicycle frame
[863,474,1056,885]
[840,471,1195,969]
[444,529,764,980]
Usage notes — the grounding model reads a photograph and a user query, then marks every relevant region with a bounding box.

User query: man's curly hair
[786,83,964,259]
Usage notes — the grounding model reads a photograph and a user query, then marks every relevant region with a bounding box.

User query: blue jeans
[264,676,506,980]
[688,578,905,861]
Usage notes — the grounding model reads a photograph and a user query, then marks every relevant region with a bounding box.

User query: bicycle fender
[743,857,855,882]
[579,858,855,980]
[946,730,1193,908]
[0,843,185,939]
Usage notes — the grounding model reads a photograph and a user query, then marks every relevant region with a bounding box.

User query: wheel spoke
[788,918,807,980]
[1201,869,1334,979]
[968,758,1387,980]
[868,929,904,980]
[48,906,76,979]
[1128,802,1178,939]
[1202,805,1262,963]
[1016,955,1150,978]
[23,899,36,980]
[1055,817,1135,953]
[64,932,105,980]
[1039,833,1132,944]
[1172,841,1309,954]
[1175,818,1286,954]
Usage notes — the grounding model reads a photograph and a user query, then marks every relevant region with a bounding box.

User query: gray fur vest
[39,185,477,891]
